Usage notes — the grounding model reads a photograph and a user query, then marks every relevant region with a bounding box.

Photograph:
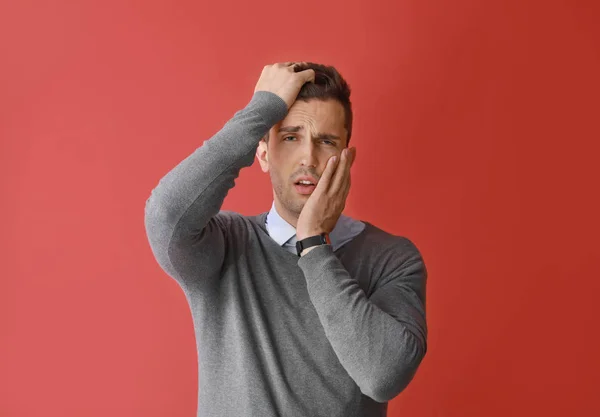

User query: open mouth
[294,181,316,195]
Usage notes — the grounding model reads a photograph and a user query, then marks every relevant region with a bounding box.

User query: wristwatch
[296,233,331,256]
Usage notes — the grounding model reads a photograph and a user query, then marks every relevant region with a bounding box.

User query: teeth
[298,181,313,185]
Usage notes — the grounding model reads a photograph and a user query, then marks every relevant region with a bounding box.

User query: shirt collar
[265,201,350,250]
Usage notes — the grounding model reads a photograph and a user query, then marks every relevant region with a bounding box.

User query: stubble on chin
[281,190,304,216]
[272,177,304,217]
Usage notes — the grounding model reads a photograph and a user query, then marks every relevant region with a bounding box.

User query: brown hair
[265,62,353,146]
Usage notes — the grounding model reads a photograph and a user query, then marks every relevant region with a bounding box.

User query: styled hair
[265,62,353,146]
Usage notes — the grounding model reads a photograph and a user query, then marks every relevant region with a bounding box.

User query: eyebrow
[278,125,341,141]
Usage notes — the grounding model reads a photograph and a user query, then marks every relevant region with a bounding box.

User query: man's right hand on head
[254,62,316,110]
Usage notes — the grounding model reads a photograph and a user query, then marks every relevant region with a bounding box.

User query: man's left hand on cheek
[296,147,356,242]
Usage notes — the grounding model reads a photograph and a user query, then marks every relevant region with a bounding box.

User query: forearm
[298,244,427,403]
[144,91,287,279]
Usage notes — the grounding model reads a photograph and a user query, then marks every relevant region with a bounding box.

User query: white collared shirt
[265,201,366,254]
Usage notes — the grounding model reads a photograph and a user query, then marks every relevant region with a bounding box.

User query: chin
[283,196,305,215]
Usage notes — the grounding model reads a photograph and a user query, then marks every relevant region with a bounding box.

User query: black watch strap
[296,233,330,256]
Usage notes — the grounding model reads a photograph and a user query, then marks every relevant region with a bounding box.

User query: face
[256,99,348,222]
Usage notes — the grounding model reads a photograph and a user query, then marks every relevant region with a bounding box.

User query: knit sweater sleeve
[297,238,428,403]
[144,91,288,288]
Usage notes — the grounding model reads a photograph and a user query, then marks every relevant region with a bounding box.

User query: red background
[2,1,599,416]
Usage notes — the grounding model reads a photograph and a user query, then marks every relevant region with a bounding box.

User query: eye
[322,140,336,146]
[283,136,296,141]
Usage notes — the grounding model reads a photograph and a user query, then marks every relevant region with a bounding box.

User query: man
[144,62,428,417]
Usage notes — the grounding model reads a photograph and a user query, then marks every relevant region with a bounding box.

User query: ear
[256,136,269,173]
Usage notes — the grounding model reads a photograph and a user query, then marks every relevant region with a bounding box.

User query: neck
[274,199,299,229]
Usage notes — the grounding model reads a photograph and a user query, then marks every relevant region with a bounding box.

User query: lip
[294,183,316,195]
[293,175,318,185]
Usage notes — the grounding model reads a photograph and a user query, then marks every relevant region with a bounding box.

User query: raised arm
[144,63,315,289]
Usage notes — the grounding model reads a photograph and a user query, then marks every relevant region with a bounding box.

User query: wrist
[296,230,327,241]
[296,232,331,257]
[300,246,319,257]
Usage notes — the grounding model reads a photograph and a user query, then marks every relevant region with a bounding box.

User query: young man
[144,62,428,417]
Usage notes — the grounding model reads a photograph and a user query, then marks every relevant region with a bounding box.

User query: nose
[299,139,318,169]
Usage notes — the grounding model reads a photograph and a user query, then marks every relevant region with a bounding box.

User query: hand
[254,62,316,110]
[296,147,357,241]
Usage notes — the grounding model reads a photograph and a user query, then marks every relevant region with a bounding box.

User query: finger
[301,68,316,83]
[342,169,351,200]
[316,155,339,193]
[342,149,354,193]
[339,153,354,210]
[278,62,295,67]
[347,147,356,170]
[291,63,314,82]
[329,148,351,195]
[339,147,356,196]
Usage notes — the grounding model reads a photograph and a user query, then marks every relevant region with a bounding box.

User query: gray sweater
[144,91,428,417]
